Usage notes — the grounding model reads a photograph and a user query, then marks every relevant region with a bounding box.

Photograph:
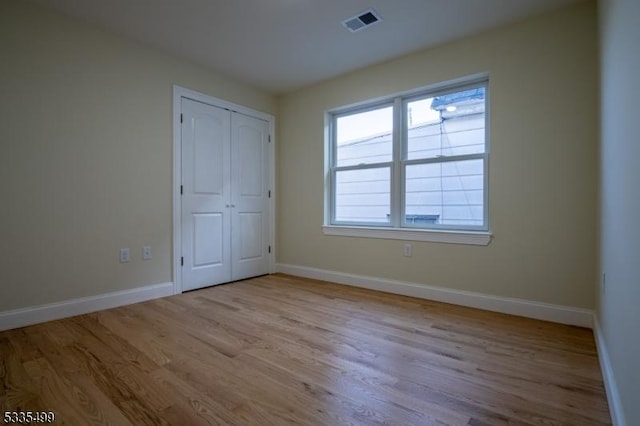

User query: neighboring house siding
[336,111,484,225]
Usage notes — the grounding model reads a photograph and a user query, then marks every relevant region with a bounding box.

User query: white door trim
[173,85,275,295]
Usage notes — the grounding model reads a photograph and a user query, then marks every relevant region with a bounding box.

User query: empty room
[1,0,638,424]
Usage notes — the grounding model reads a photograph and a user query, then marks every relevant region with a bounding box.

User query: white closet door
[231,112,270,281]
[181,98,232,290]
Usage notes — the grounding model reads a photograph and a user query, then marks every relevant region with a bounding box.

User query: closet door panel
[192,213,224,267]
[181,99,232,291]
[231,113,270,281]
[238,212,263,260]
[237,125,263,197]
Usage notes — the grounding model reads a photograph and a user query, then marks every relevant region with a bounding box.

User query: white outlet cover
[120,248,131,263]
[143,246,152,260]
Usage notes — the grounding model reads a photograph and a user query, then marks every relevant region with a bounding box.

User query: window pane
[406,87,485,160]
[336,106,393,167]
[335,167,390,223]
[405,159,484,227]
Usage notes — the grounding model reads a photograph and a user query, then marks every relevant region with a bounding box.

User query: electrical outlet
[143,246,152,260]
[403,243,412,257]
[120,248,131,263]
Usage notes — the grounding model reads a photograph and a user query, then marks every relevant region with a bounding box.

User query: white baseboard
[0,282,174,332]
[593,317,627,426]
[275,263,594,328]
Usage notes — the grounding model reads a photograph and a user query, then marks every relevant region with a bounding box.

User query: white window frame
[323,75,492,246]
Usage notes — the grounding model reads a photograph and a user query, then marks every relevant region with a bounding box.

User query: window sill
[322,225,492,246]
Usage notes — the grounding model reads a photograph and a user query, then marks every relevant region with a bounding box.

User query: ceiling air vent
[342,9,382,33]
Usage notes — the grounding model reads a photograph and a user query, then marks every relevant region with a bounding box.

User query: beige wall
[598,0,640,423]
[0,0,600,315]
[0,0,276,311]
[277,2,598,308]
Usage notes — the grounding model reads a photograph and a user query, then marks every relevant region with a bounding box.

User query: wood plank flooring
[0,274,610,425]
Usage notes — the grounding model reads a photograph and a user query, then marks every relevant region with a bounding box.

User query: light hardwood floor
[1,274,610,425]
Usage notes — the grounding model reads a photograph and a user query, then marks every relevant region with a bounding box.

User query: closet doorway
[173,86,274,293]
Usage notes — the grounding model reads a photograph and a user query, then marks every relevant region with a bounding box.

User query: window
[325,78,490,243]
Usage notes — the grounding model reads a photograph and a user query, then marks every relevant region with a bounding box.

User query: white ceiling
[29,0,584,94]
